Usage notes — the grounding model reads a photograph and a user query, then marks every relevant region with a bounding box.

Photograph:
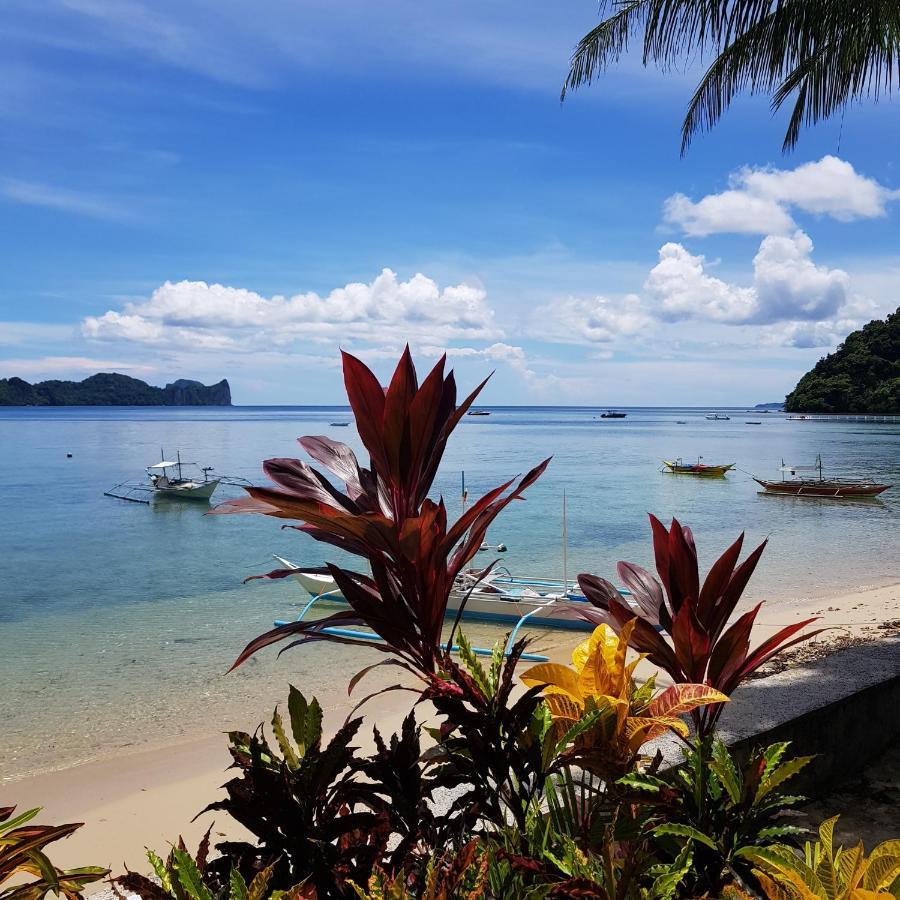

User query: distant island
[0,373,232,406]
[784,308,899,414]
[754,402,784,409]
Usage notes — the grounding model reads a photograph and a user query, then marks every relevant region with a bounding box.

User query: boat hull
[663,461,734,477]
[283,566,595,630]
[154,479,220,500]
[753,478,890,498]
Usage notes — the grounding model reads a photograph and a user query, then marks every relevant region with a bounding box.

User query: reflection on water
[1,405,898,779]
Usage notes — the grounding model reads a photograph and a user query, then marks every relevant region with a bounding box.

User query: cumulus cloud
[528,293,653,345]
[82,268,501,350]
[645,231,849,325]
[664,156,900,237]
[1,356,159,377]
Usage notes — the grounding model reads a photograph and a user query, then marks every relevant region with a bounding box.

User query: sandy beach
[5,581,899,889]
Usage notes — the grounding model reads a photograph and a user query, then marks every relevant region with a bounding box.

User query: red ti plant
[213,347,549,681]
[577,514,822,738]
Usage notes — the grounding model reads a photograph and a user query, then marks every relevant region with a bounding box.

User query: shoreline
[3,581,898,886]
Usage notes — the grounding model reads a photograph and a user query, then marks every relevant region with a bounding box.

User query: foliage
[745,816,900,899]
[0,806,107,900]
[577,514,821,737]
[423,638,549,836]
[561,1,900,153]
[785,308,900,413]
[197,686,387,897]
[521,621,728,779]
[626,739,813,896]
[213,346,548,680]
[0,374,230,406]
[115,831,313,900]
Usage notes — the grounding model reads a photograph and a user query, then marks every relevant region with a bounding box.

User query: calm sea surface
[1,406,898,780]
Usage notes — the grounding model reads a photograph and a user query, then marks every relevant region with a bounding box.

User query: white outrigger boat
[272,556,629,633]
[105,450,250,504]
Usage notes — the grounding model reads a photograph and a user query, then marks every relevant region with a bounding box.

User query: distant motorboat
[600,410,627,418]
[753,455,891,498]
[330,421,351,426]
[467,410,490,416]
[675,420,687,425]
[705,413,730,420]
[662,458,734,477]
[745,421,762,425]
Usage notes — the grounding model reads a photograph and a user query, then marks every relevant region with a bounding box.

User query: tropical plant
[423,636,549,836]
[562,0,900,152]
[745,816,900,899]
[197,686,387,897]
[349,841,488,900]
[625,739,813,896]
[0,806,107,900]
[214,347,548,682]
[520,620,728,780]
[115,831,314,900]
[577,515,822,737]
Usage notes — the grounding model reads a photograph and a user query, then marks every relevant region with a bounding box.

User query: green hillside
[784,308,900,413]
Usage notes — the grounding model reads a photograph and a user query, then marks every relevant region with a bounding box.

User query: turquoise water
[1,406,898,780]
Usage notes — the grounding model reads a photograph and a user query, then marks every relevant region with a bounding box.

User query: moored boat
[662,458,734,477]
[600,410,626,418]
[753,456,892,498]
[705,413,730,420]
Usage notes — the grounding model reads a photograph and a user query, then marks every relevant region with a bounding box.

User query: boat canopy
[780,465,819,472]
[149,461,179,469]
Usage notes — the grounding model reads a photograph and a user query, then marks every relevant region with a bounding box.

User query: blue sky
[2,1,899,404]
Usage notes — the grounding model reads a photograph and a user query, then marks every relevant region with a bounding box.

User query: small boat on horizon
[662,458,735,477]
[600,410,627,418]
[329,421,351,426]
[753,455,892,498]
[705,413,730,420]
[467,410,491,416]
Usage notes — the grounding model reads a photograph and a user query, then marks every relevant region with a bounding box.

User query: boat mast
[562,490,568,594]
[177,450,182,482]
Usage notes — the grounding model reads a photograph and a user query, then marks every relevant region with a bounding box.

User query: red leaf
[697,532,744,623]
[730,618,822,687]
[706,603,761,690]
[616,561,664,623]
[341,350,388,473]
[671,599,710,682]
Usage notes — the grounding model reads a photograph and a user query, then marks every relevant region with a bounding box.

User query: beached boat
[600,410,626,418]
[753,456,892,498]
[272,556,616,631]
[662,458,734,477]
[705,413,730,420]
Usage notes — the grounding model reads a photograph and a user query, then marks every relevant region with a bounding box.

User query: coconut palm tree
[563,0,900,152]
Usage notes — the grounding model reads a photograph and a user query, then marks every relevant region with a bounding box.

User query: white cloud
[1,356,159,377]
[82,268,501,350]
[528,293,653,344]
[645,231,849,325]
[664,156,900,236]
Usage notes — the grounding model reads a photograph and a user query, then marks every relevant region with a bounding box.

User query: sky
[2,1,899,405]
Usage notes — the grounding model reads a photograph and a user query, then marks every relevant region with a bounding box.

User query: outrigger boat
[104,450,251,504]
[272,556,626,632]
[662,458,734,477]
[753,456,892,498]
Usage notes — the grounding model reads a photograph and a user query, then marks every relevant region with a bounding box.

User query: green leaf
[287,686,322,757]
[756,755,814,803]
[147,849,174,893]
[709,739,741,805]
[617,772,668,793]
[650,842,693,900]
[228,867,249,900]
[762,741,791,779]
[25,849,60,892]
[456,631,490,696]
[271,708,299,769]
[653,823,718,851]
[0,807,41,836]
[173,849,214,900]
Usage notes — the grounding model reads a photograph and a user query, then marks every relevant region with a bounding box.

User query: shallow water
[1,405,898,779]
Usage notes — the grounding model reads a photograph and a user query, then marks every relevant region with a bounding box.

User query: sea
[1,405,898,781]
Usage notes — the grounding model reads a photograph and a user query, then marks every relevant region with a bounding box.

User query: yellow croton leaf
[647,683,729,718]
[520,663,582,701]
